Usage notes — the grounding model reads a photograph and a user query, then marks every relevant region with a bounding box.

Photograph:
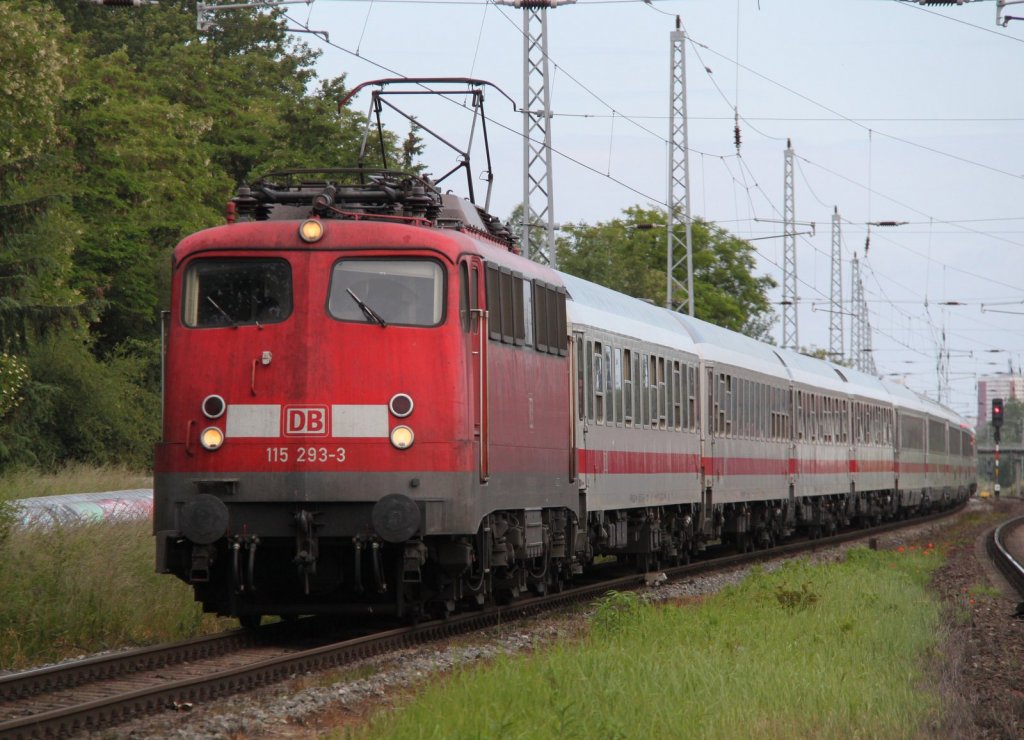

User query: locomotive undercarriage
[168,506,583,625]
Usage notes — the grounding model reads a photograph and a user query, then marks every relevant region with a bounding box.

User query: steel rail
[0,503,964,738]
[987,515,1024,600]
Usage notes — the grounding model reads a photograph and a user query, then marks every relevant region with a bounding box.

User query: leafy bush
[0,332,159,471]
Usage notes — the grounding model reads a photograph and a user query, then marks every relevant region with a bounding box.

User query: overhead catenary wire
[287,1,1014,403]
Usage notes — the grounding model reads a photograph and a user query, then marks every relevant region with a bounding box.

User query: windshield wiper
[206,296,239,328]
[346,288,388,327]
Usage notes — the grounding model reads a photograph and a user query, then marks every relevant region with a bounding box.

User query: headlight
[390,425,414,450]
[200,426,225,451]
[389,393,414,418]
[202,394,226,419]
[298,219,324,243]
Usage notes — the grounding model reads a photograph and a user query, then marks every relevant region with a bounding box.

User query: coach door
[460,257,488,482]
[571,331,587,491]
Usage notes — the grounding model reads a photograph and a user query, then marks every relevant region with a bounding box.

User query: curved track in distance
[988,514,1024,600]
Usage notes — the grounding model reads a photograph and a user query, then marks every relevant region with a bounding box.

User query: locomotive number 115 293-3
[266,446,347,464]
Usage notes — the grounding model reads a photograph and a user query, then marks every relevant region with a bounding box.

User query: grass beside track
[352,546,949,739]
[0,481,232,669]
[0,463,151,501]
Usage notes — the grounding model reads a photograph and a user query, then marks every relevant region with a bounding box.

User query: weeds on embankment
[0,518,231,670]
[353,547,947,739]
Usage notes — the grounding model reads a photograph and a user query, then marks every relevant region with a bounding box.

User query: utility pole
[782,139,798,350]
[829,206,843,362]
[667,16,694,316]
[496,0,576,269]
[997,0,1024,26]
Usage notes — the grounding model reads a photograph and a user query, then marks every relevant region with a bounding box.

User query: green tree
[556,206,777,339]
[0,0,423,472]
[64,50,230,355]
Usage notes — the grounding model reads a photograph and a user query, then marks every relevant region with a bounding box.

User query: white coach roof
[670,313,790,381]
[561,273,697,354]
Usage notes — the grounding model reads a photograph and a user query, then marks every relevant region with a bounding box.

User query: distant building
[977,373,1024,426]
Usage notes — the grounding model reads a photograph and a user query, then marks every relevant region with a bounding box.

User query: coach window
[671,361,682,431]
[623,349,634,426]
[610,345,618,421]
[707,369,715,436]
[750,382,757,438]
[763,384,770,439]
[928,419,946,455]
[184,258,293,328]
[585,340,595,422]
[641,355,652,427]
[723,374,733,436]
[687,365,697,432]
[604,344,615,424]
[594,342,605,424]
[633,355,642,427]
[657,357,667,429]
[734,378,744,437]
[757,383,764,439]
[902,415,924,450]
[949,428,961,456]
[796,391,804,441]
[575,336,585,421]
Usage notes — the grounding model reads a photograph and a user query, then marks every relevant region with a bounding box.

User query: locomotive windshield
[182,259,292,328]
[328,259,444,327]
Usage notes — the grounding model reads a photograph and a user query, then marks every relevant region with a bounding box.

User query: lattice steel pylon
[497,0,576,268]
[782,140,798,350]
[937,328,949,405]
[849,253,877,375]
[829,206,844,362]
[667,16,694,316]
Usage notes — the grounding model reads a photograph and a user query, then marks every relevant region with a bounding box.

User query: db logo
[284,406,329,436]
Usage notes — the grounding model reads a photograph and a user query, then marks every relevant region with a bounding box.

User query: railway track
[0,505,961,738]
[987,514,1024,600]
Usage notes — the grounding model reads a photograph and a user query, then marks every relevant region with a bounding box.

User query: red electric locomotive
[155,81,581,624]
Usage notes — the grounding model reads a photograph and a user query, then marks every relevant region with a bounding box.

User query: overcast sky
[273,0,1024,421]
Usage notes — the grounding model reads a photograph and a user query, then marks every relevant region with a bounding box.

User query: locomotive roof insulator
[311,184,337,213]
